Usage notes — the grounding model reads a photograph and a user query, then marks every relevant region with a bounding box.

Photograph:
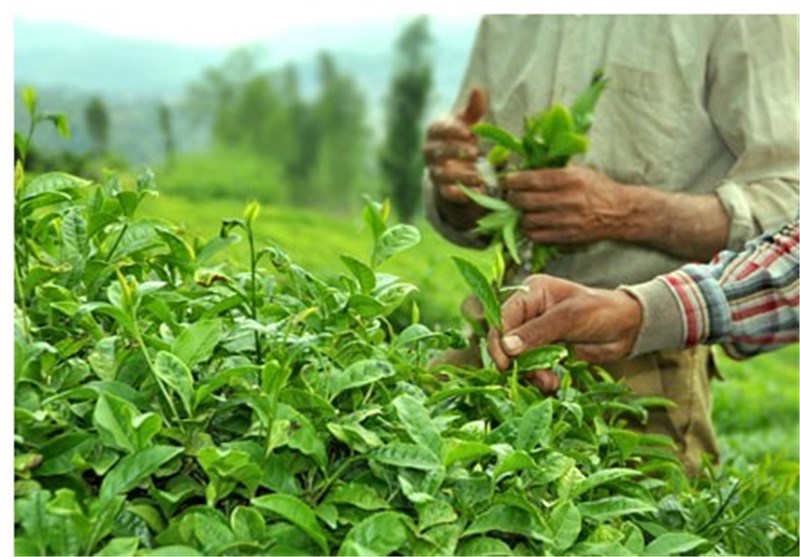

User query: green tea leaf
[338,511,409,556]
[417,499,458,531]
[644,533,707,556]
[329,359,395,401]
[243,200,261,226]
[35,433,95,476]
[93,393,138,453]
[347,294,387,319]
[458,184,514,212]
[231,506,267,542]
[487,145,511,167]
[473,122,525,154]
[501,218,521,264]
[464,504,539,539]
[326,483,390,511]
[96,537,139,556]
[493,450,538,480]
[23,172,91,199]
[550,500,582,551]
[457,536,513,556]
[15,491,50,555]
[393,394,443,458]
[571,69,608,133]
[537,104,575,145]
[362,197,388,246]
[22,86,38,115]
[572,468,642,497]
[517,398,552,451]
[373,224,421,267]
[516,345,569,370]
[117,191,140,217]
[452,256,501,330]
[341,254,376,293]
[154,351,195,417]
[443,439,493,467]
[549,131,589,158]
[172,319,222,369]
[531,452,575,486]
[578,496,657,521]
[375,282,417,314]
[98,445,183,505]
[252,493,329,554]
[372,443,441,471]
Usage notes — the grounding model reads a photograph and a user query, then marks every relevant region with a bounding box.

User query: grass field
[140,193,799,467]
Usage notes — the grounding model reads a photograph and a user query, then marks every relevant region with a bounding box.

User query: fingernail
[502,335,523,354]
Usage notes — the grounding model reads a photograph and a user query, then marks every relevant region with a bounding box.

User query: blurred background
[13,7,799,470]
[14,12,477,215]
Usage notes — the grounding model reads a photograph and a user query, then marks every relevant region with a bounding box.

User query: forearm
[616,185,731,262]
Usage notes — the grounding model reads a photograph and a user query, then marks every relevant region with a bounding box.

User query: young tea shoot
[467,70,608,270]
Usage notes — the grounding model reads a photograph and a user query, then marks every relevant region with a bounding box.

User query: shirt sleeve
[707,15,800,249]
[624,220,800,359]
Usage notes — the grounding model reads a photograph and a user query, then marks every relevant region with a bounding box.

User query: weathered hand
[425,87,489,229]
[501,167,632,245]
[488,275,643,371]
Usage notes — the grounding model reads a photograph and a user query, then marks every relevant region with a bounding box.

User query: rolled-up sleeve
[708,15,800,249]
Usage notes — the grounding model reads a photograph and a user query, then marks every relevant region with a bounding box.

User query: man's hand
[502,167,633,245]
[488,275,644,371]
[501,166,731,261]
[425,87,489,230]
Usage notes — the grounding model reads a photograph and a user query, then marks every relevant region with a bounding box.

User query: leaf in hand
[452,256,502,331]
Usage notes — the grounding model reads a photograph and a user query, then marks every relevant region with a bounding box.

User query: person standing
[423,15,799,473]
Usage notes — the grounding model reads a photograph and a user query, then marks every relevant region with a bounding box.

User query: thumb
[501,306,571,357]
[458,87,488,126]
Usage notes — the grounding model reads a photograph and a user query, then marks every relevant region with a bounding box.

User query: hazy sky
[13,0,482,46]
[14,0,782,47]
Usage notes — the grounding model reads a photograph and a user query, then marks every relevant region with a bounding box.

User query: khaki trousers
[433,342,720,475]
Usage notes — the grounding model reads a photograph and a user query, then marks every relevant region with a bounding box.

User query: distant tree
[282,63,320,205]
[380,17,433,222]
[184,47,369,211]
[157,102,176,166]
[186,48,292,172]
[84,95,110,155]
[312,52,369,210]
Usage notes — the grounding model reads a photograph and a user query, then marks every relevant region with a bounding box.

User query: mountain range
[14,17,479,164]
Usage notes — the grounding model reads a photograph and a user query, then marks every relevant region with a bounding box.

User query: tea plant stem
[20,118,35,168]
[247,226,263,364]
[105,222,129,261]
[131,318,183,430]
[14,262,32,342]
[698,479,742,535]
[311,455,368,504]
[510,361,519,403]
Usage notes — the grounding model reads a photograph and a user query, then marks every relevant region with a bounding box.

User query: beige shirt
[425,15,799,288]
